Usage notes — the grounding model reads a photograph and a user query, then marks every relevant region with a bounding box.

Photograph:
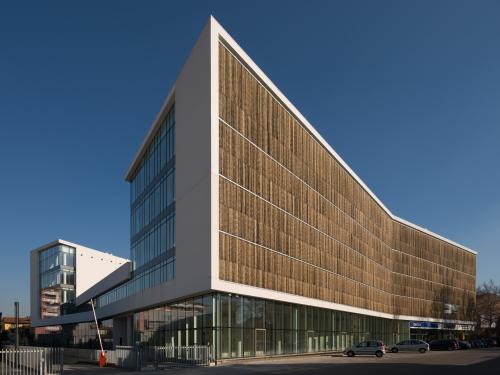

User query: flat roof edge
[30,239,131,258]
[30,239,85,254]
[393,216,477,255]
[124,87,175,181]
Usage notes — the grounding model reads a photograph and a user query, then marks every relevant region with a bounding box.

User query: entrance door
[255,329,266,357]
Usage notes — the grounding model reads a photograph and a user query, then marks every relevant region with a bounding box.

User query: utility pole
[14,301,19,369]
[14,301,19,350]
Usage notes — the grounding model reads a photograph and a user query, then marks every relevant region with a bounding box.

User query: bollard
[99,352,107,368]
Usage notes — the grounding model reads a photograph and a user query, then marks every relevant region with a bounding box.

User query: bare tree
[461,293,476,322]
[476,279,500,335]
[497,315,500,337]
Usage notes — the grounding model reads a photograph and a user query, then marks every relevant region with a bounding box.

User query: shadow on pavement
[62,351,500,375]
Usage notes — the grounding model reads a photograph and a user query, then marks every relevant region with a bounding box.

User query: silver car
[390,339,429,353]
[344,340,386,357]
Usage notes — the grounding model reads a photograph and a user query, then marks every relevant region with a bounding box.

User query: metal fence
[0,345,210,372]
[0,347,63,375]
[140,345,213,369]
[106,346,138,369]
[63,346,139,370]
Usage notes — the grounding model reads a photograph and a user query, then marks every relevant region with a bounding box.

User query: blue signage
[409,321,440,329]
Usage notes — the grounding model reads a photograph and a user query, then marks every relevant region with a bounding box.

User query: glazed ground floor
[133,293,410,358]
[35,292,409,356]
[34,292,470,359]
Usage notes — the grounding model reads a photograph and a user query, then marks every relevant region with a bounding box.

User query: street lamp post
[14,301,19,350]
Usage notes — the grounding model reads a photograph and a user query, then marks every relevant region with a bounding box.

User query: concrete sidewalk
[63,348,500,375]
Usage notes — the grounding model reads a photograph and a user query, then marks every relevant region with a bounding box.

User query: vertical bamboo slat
[218,42,476,319]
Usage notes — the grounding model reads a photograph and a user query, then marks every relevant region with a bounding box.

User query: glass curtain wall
[134,295,214,348]
[96,105,176,308]
[133,292,409,359]
[39,245,76,318]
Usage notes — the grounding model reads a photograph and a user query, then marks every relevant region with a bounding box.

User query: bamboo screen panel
[218,42,476,319]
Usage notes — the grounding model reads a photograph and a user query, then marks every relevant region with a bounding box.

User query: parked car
[483,338,498,347]
[458,341,472,349]
[490,337,500,347]
[429,339,458,350]
[390,339,429,353]
[344,340,386,357]
[471,339,485,348]
[476,339,487,348]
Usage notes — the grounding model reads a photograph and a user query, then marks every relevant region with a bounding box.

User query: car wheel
[447,346,453,351]
[347,351,355,357]
[375,350,384,358]
[391,348,399,353]
[419,348,426,353]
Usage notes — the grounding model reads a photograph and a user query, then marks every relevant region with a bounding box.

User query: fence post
[60,347,64,375]
[135,346,141,372]
[154,347,158,370]
[39,350,44,375]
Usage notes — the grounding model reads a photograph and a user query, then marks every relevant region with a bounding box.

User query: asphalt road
[64,348,500,375]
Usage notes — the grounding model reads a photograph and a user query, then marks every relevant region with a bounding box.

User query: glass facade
[96,105,176,308]
[134,292,410,359]
[39,245,75,289]
[39,244,76,318]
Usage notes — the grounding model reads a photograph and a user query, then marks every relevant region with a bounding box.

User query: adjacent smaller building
[30,239,129,340]
[1,316,31,346]
[1,316,31,332]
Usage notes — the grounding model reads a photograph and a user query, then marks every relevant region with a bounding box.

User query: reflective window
[95,105,176,308]
[38,291,411,356]
[129,293,410,359]
[39,244,77,319]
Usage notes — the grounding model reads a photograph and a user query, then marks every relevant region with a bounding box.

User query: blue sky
[1,0,499,316]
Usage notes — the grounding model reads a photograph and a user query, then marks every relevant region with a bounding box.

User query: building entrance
[255,329,266,356]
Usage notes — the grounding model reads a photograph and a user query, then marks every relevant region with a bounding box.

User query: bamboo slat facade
[218,42,476,320]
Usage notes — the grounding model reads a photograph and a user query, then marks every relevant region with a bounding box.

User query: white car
[390,339,429,353]
[344,340,386,357]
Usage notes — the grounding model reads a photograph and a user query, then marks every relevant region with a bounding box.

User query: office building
[31,17,477,358]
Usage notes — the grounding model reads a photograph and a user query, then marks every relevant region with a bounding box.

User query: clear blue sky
[1,0,499,316]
